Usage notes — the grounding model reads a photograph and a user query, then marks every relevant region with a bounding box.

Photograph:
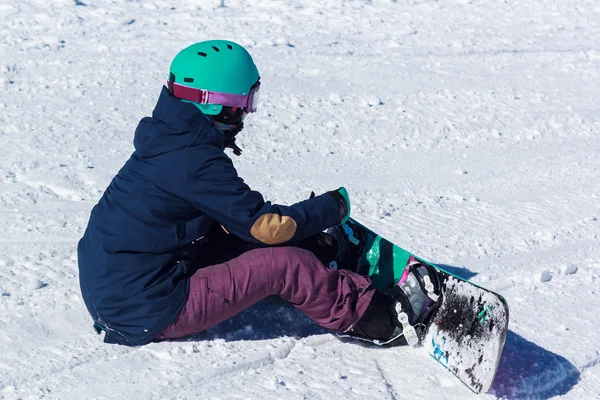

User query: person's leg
[157,246,375,340]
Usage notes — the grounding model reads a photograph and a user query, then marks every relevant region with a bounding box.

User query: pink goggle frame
[167,79,260,113]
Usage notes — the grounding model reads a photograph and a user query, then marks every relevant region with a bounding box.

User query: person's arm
[186,147,344,246]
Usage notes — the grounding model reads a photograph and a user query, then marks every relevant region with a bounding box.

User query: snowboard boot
[344,261,443,346]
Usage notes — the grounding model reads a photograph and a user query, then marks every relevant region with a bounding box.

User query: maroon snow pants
[157,246,375,340]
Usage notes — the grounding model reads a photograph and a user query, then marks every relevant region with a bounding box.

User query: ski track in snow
[1,0,600,399]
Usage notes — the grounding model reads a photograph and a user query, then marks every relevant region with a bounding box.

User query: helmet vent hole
[198,52,207,57]
[227,44,233,50]
[212,46,220,52]
[183,78,194,83]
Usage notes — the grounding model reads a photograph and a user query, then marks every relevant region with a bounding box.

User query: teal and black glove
[326,187,351,225]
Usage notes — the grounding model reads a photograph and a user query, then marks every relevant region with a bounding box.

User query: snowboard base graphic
[327,218,509,394]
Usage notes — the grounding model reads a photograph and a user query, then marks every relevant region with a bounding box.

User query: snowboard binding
[328,221,444,346]
[384,260,444,346]
[326,221,365,272]
[342,259,443,347]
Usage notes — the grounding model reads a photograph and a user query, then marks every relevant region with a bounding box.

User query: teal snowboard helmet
[167,40,260,116]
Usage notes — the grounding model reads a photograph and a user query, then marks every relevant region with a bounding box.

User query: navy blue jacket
[77,87,342,346]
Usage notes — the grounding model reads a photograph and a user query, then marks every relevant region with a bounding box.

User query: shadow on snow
[180,298,329,343]
[491,330,580,399]
[434,263,478,281]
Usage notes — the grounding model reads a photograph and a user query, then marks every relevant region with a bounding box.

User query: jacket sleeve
[186,147,342,246]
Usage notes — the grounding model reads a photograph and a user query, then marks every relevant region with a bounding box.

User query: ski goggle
[167,79,261,113]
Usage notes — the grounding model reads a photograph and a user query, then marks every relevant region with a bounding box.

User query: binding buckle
[423,275,440,302]
[199,89,209,104]
[396,306,419,346]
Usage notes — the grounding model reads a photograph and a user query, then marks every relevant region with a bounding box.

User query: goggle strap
[168,81,256,110]
[167,73,176,96]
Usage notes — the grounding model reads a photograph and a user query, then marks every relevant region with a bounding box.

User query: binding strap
[385,286,420,346]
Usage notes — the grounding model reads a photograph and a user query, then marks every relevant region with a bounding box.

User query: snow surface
[1,0,599,399]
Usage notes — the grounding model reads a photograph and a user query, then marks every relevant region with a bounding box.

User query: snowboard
[327,218,509,394]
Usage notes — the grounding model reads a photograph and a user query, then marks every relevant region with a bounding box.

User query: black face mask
[211,107,246,156]
[211,107,245,136]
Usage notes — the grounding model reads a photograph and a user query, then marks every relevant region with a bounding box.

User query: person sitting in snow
[77,40,442,348]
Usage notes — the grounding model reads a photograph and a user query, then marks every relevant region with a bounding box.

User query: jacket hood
[133,86,225,158]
